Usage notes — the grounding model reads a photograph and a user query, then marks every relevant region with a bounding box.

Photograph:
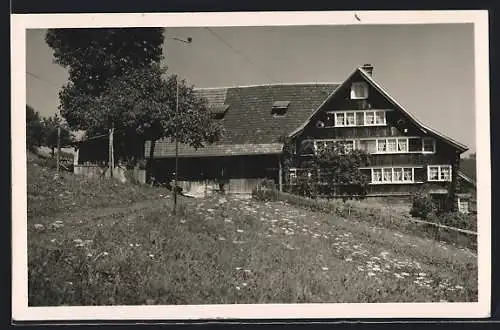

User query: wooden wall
[292,70,462,198]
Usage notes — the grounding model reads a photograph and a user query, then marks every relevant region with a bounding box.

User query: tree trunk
[146,139,156,184]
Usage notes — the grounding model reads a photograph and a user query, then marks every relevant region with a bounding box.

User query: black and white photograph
[12,10,490,320]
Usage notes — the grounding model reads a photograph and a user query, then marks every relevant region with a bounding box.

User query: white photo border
[11,10,491,321]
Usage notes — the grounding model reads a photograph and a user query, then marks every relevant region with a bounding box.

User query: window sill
[369,181,424,185]
[427,180,452,183]
[372,151,436,155]
[322,124,386,128]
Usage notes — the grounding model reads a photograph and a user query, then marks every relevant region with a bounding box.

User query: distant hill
[460,156,476,181]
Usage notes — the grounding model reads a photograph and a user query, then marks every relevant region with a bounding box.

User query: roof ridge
[194,82,341,90]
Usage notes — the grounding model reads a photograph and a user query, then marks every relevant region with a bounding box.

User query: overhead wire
[204,27,279,83]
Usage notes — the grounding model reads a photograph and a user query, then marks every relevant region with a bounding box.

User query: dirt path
[34,197,174,223]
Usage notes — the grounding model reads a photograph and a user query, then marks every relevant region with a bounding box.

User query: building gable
[289,65,468,154]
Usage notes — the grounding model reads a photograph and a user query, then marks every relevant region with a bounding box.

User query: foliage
[26,105,44,150]
[45,28,165,97]
[289,142,370,200]
[42,114,74,155]
[47,28,223,166]
[428,212,477,232]
[251,179,279,201]
[291,168,319,199]
[28,161,477,305]
[410,191,438,219]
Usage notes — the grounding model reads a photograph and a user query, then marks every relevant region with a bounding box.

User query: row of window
[321,110,387,128]
[312,137,436,154]
[288,165,452,184]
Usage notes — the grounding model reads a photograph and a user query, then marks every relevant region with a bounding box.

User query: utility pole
[173,78,179,215]
[166,35,192,215]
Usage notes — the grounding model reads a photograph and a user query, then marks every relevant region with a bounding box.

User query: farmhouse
[73,64,470,210]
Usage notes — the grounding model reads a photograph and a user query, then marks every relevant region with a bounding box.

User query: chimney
[361,63,374,76]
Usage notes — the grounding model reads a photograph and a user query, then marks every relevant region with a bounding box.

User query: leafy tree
[314,142,370,199]
[42,114,73,156]
[45,28,166,173]
[26,105,44,151]
[46,28,223,180]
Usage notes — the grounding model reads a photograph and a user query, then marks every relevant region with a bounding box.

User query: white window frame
[351,82,369,99]
[375,137,409,154]
[369,167,416,184]
[427,165,452,182]
[422,137,436,153]
[327,110,386,127]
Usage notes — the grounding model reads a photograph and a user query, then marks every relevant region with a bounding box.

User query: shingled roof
[148,83,339,158]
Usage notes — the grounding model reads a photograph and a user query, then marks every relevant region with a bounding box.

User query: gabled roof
[151,83,339,158]
[289,66,468,153]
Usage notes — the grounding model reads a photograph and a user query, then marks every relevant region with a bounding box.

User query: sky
[26,24,476,155]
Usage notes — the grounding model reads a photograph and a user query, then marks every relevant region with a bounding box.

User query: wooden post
[73,146,79,174]
[278,156,283,192]
[56,125,61,173]
[108,124,114,178]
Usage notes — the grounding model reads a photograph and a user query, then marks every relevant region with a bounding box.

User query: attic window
[350,82,369,100]
[271,101,290,116]
[209,103,229,119]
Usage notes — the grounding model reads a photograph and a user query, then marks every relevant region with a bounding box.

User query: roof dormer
[271,100,290,117]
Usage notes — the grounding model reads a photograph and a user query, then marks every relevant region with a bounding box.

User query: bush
[428,212,477,232]
[410,192,437,219]
[290,175,318,199]
[252,179,278,201]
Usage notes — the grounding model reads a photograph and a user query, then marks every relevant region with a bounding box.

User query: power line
[27,71,61,90]
[204,27,278,83]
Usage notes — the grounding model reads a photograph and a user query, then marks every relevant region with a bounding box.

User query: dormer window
[209,103,229,119]
[271,101,290,116]
[350,82,369,100]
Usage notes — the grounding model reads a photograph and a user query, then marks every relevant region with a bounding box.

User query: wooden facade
[286,65,468,209]
[73,65,469,205]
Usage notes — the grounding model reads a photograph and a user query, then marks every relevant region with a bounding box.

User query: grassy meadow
[27,152,478,306]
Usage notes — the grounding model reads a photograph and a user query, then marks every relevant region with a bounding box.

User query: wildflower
[149,254,154,258]
[367,272,376,277]
[50,239,56,243]
[218,237,226,241]
[235,267,242,270]
[129,243,134,247]
[242,283,248,287]
[87,253,92,257]
[357,266,365,271]
[236,229,244,233]
[102,252,109,256]
[54,220,63,224]
[135,243,141,247]
[235,286,241,290]
[73,239,83,244]
[401,272,410,276]
[244,269,252,273]
[455,285,464,290]
[418,272,427,277]
[34,224,44,230]
[180,219,186,224]
[321,267,329,271]
[394,273,404,279]
[345,258,353,262]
